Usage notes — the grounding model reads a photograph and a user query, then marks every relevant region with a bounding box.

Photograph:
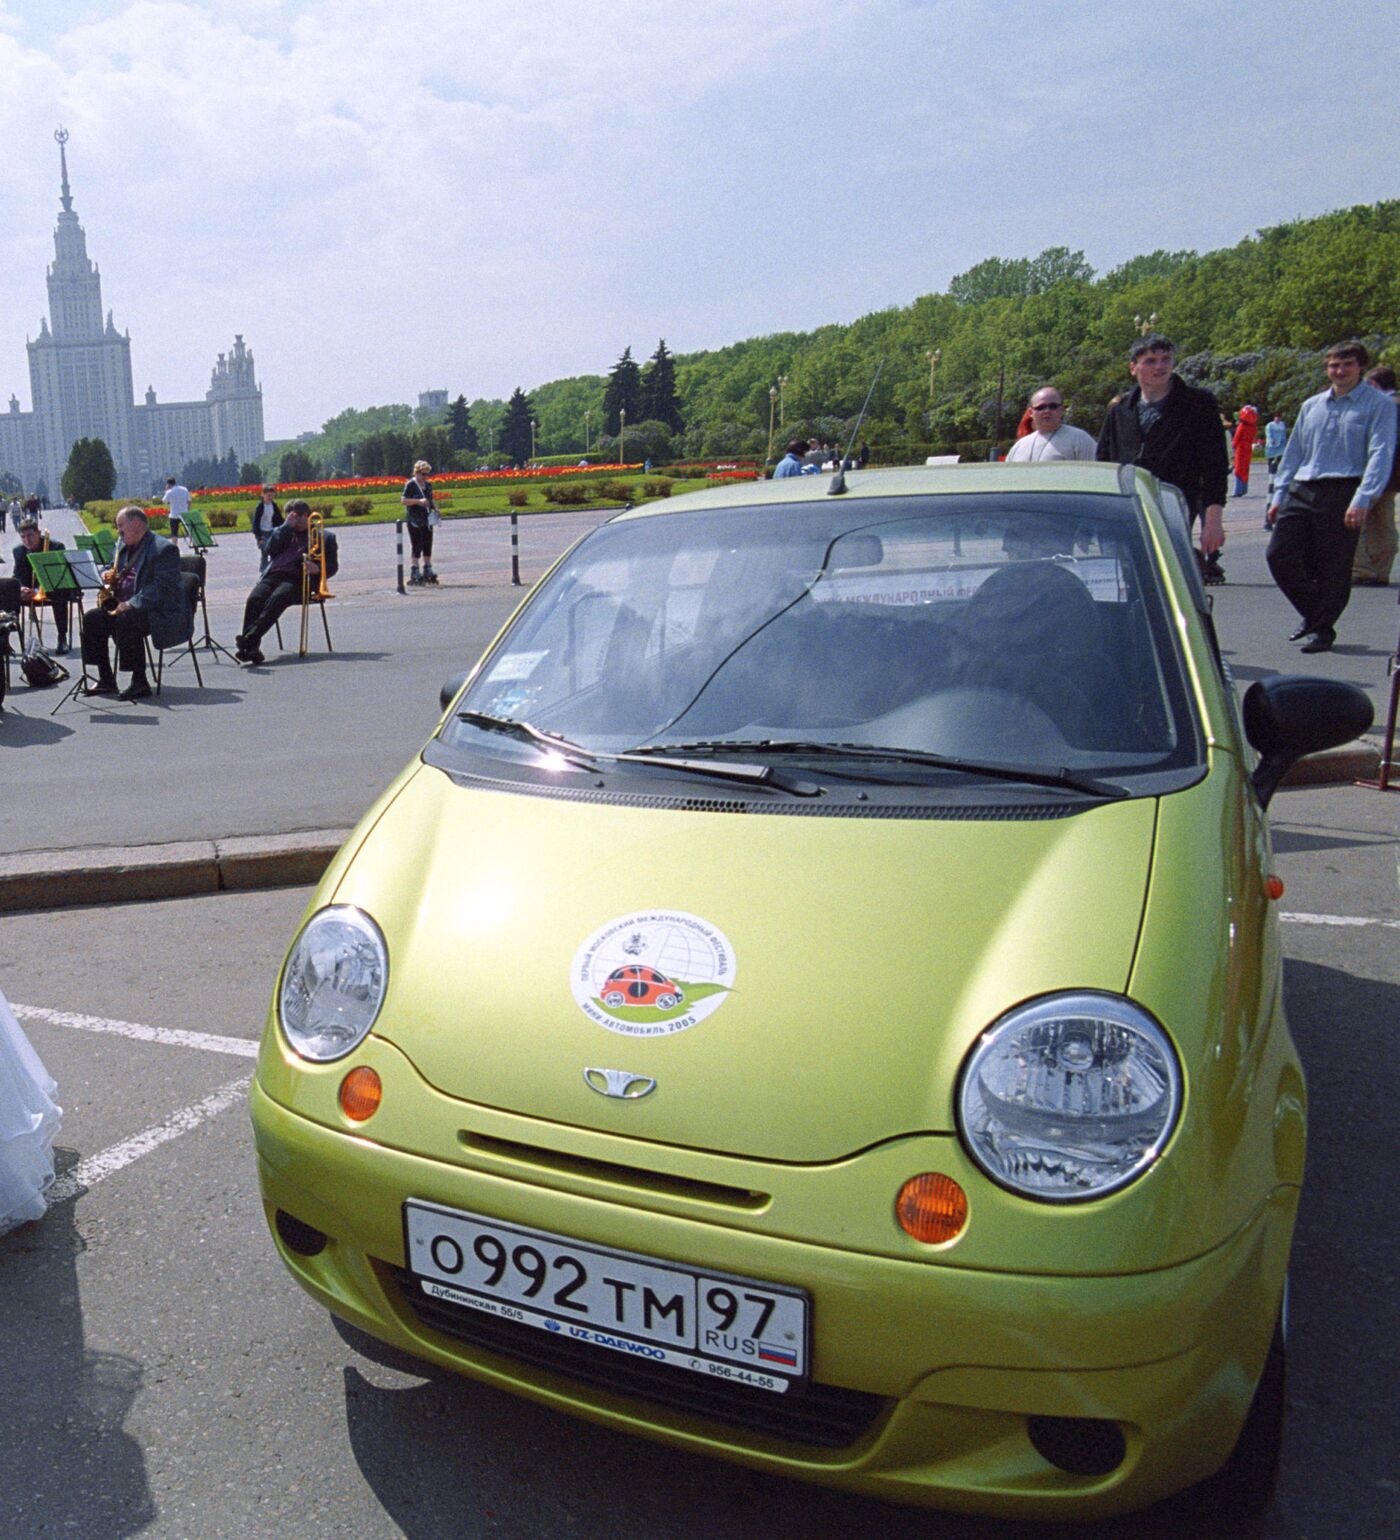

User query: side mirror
[439,671,470,712]
[1243,676,1373,807]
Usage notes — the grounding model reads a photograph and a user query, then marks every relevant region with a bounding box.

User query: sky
[0,1,1395,439]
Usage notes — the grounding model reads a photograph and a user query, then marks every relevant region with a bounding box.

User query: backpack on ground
[19,641,69,689]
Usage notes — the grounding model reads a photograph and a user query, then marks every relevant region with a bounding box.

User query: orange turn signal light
[339,1065,382,1122]
[895,1172,969,1245]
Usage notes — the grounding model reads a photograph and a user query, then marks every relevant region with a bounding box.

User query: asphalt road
[3,481,1396,858]
[0,771,1396,1540]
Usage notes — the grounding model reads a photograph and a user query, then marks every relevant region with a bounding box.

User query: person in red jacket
[1232,405,1259,498]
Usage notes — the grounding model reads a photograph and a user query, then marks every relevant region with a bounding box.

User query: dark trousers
[0,578,74,645]
[241,576,300,644]
[1266,478,1361,635]
[408,522,433,561]
[82,605,151,677]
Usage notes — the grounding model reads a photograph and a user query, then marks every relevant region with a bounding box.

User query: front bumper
[250,1076,1295,1521]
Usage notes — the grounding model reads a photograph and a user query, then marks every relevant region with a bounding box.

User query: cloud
[0,0,1393,436]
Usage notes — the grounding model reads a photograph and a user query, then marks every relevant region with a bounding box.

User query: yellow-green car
[250,464,1371,1522]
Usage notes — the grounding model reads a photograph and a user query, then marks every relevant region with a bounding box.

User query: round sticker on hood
[572,911,736,1037]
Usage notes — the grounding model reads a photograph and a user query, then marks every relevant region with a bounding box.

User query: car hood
[332,764,1158,1162]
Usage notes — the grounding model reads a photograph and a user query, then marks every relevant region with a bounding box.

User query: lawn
[79,474,719,536]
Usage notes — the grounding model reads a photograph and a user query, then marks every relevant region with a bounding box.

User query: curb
[0,828,352,914]
[1280,742,1382,787]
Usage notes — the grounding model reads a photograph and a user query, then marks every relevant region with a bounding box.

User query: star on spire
[55,126,73,213]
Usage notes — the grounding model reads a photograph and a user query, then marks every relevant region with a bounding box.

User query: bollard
[510,512,521,586]
[396,519,405,594]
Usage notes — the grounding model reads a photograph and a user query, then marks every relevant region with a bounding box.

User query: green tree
[0,470,21,498]
[61,437,116,504]
[413,426,454,470]
[640,340,684,433]
[446,394,479,453]
[278,447,318,483]
[499,387,536,464]
[239,460,264,485]
[602,347,642,435]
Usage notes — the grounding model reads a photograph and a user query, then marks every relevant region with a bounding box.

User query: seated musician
[80,506,184,699]
[3,515,76,655]
[235,500,338,664]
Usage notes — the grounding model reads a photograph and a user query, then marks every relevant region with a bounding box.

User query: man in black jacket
[1097,334,1229,581]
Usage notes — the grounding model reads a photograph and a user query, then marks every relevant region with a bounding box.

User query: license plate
[404,1200,809,1393]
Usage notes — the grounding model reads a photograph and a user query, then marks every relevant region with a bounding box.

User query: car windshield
[443,493,1200,781]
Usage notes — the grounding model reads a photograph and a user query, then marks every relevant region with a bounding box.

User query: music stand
[24,548,79,650]
[184,510,218,550]
[76,530,117,565]
[177,510,238,662]
[47,550,107,713]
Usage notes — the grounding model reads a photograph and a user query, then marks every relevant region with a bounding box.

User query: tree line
[258,198,1399,478]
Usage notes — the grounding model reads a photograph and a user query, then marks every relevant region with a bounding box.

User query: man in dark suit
[2,515,77,654]
[80,506,185,699]
[250,483,282,572]
[1097,333,1230,582]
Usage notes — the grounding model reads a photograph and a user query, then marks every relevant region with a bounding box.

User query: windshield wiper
[613,750,822,797]
[456,711,598,770]
[625,739,1128,799]
[456,714,819,795]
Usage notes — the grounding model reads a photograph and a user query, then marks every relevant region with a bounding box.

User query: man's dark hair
[1325,338,1369,368]
[1364,364,1396,391]
[1129,332,1176,362]
[785,439,809,457]
[165,476,176,486]
[285,498,313,517]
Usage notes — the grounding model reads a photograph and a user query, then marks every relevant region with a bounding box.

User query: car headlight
[278,906,388,1062]
[957,992,1181,1202]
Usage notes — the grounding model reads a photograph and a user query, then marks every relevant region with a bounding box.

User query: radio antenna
[828,359,884,495]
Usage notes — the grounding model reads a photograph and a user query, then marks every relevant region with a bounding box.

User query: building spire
[56,126,73,213]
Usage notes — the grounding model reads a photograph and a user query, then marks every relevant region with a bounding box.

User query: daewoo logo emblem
[583,1068,657,1100]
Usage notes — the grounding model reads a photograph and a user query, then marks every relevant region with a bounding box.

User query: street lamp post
[767,385,778,462]
[1134,312,1159,337]
[619,407,627,465]
[584,409,591,453]
[530,418,538,459]
[927,348,942,399]
[778,375,788,429]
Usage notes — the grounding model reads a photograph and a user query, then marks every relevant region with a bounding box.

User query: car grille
[390,1266,890,1450]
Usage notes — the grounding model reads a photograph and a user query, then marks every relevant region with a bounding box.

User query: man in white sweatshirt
[1005,388,1096,462]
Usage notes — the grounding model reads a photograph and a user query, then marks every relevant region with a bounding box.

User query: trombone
[298,510,334,656]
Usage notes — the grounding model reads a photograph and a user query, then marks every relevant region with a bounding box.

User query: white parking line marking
[1280,912,1400,931]
[46,1075,252,1204]
[13,1004,258,1058]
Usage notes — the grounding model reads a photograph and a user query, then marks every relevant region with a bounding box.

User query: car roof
[611,462,1137,522]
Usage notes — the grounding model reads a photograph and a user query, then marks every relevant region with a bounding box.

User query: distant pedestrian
[1266,340,1397,650]
[856,441,870,468]
[250,483,282,573]
[1351,365,1399,586]
[401,459,438,585]
[1005,388,1096,461]
[162,476,190,543]
[1097,333,1229,583]
[1264,411,1288,475]
[773,440,807,479]
[1231,405,1258,498]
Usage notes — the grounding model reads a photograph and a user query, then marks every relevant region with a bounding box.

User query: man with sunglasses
[1004,388,1096,461]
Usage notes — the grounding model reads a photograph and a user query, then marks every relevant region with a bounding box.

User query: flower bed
[192,465,642,499]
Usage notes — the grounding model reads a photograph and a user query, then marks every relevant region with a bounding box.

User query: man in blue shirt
[773,440,808,479]
[1266,340,1397,652]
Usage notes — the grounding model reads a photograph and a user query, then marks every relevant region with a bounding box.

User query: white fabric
[0,990,62,1234]
[162,484,192,517]
[1004,424,1097,462]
